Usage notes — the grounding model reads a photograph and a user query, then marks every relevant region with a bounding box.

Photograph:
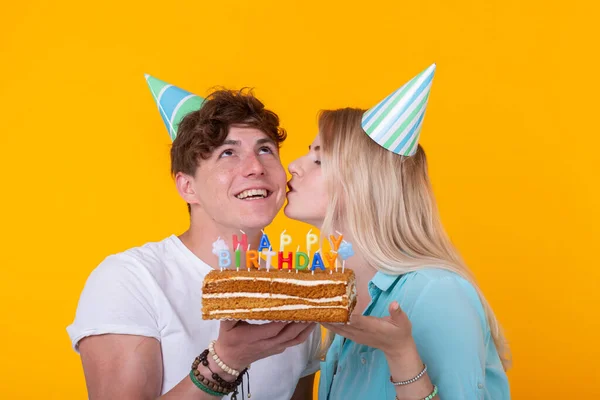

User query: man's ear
[175,172,200,206]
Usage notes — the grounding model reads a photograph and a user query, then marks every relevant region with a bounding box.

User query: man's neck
[178,218,263,269]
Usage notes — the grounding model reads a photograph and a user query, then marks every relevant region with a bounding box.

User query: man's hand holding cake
[211,319,317,373]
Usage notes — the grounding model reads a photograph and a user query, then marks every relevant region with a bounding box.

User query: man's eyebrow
[222,139,241,146]
[308,144,320,151]
[257,138,277,146]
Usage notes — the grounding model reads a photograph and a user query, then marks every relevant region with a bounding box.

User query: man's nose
[242,153,266,177]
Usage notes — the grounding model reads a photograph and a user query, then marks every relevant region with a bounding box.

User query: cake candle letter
[233,231,247,271]
[294,245,307,273]
[329,234,343,251]
[258,230,273,269]
[330,233,343,272]
[258,231,272,252]
[235,244,241,271]
[246,250,259,269]
[263,247,276,272]
[246,244,251,271]
[311,249,326,273]
[232,231,248,250]
[218,251,231,270]
[323,252,338,273]
[278,251,294,271]
[280,230,292,253]
[306,229,318,259]
[295,253,309,270]
[212,237,231,271]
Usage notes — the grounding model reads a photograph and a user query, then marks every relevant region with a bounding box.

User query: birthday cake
[202,269,356,322]
[201,231,357,323]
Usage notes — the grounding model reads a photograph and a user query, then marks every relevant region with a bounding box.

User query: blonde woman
[284,65,510,400]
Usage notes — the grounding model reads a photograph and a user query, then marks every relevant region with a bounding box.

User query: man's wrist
[213,341,249,373]
[196,357,237,383]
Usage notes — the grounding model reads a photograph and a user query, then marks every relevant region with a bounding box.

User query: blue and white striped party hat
[145,74,205,141]
[361,63,436,156]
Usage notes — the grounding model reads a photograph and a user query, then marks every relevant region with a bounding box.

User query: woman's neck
[342,249,377,315]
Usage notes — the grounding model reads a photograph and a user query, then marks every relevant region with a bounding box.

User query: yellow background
[1,0,598,398]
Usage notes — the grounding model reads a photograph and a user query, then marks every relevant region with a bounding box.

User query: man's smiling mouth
[235,188,271,200]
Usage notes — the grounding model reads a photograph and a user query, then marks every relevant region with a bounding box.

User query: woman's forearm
[384,339,438,400]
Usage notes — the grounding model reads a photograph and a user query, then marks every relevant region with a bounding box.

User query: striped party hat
[361,63,436,156]
[145,74,205,141]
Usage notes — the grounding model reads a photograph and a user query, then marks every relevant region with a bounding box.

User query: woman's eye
[219,149,234,158]
[258,146,274,155]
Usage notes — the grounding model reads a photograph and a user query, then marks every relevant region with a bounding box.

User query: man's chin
[239,214,278,232]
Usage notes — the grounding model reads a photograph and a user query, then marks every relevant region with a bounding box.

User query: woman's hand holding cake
[323,301,413,357]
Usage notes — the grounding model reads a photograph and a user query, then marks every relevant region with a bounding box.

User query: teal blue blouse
[318,268,510,400]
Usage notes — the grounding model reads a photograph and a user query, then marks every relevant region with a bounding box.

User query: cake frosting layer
[208,304,349,314]
[204,280,348,298]
[203,292,345,303]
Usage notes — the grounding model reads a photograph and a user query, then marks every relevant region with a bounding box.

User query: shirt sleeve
[299,325,322,377]
[66,254,161,352]
[402,274,488,400]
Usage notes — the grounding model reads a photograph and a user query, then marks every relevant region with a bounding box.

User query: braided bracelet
[395,385,438,400]
[209,340,241,377]
[189,370,228,397]
[390,363,428,386]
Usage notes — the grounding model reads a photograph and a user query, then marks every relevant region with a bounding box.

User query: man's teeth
[236,189,268,200]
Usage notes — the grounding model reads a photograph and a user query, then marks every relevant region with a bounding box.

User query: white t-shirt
[67,235,321,398]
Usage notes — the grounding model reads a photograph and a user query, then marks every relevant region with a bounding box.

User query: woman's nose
[288,158,302,176]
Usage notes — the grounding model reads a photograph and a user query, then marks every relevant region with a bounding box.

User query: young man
[67,77,320,399]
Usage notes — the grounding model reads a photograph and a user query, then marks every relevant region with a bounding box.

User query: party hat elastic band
[361,63,436,156]
[145,74,205,141]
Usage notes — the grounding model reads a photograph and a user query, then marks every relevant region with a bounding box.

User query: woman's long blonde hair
[318,108,511,370]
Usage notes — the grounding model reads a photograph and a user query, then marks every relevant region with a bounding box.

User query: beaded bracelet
[191,368,229,394]
[191,348,252,400]
[422,385,438,400]
[189,370,228,397]
[194,349,246,392]
[390,364,428,386]
[394,385,438,400]
[209,340,241,377]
